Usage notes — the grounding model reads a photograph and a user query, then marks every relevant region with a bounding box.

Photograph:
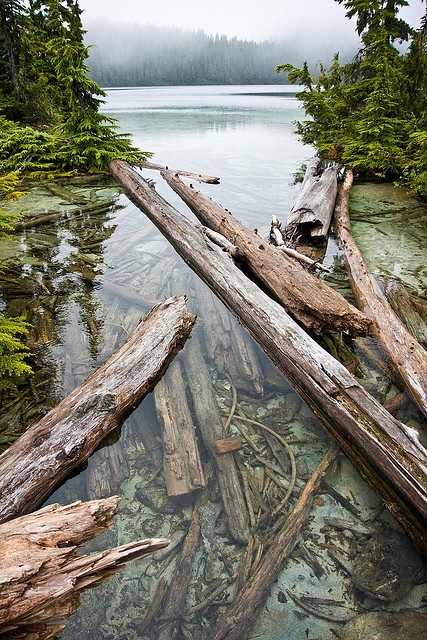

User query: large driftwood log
[334,169,427,418]
[207,444,339,640]
[109,160,427,555]
[0,496,169,640]
[284,157,338,243]
[154,360,206,497]
[0,296,196,523]
[159,168,368,337]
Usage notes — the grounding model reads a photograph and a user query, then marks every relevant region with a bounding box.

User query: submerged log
[109,160,427,555]
[207,444,339,640]
[159,168,368,337]
[156,506,201,640]
[334,169,427,419]
[0,496,168,640]
[183,335,250,543]
[0,296,196,523]
[383,277,427,347]
[284,157,338,243]
[154,360,206,498]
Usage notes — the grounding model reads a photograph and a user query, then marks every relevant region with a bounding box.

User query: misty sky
[78,0,425,42]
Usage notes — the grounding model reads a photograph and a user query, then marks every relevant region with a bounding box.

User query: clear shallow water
[2,86,426,640]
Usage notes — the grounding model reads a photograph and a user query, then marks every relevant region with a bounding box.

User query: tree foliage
[0,171,31,389]
[0,0,151,175]
[0,0,151,386]
[277,0,427,196]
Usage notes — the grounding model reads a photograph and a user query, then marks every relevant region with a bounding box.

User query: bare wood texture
[183,335,250,543]
[154,360,206,497]
[0,497,169,640]
[160,168,368,337]
[141,160,220,184]
[0,296,196,523]
[279,244,331,272]
[384,278,427,347]
[157,507,201,640]
[334,169,427,418]
[109,160,427,554]
[285,158,337,242]
[207,445,339,640]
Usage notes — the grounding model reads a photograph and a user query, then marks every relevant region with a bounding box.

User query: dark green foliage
[0,0,151,174]
[0,171,31,387]
[0,314,32,390]
[0,1,150,385]
[277,0,427,196]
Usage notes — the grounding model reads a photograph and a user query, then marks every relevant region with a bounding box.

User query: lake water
[102,85,311,229]
[2,86,426,640]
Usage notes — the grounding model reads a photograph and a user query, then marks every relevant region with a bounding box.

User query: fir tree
[278,0,427,196]
[0,0,151,173]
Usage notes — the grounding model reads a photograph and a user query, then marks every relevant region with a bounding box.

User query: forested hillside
[83,21,356,87]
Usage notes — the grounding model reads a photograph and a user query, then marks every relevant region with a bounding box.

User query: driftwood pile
[110,159,427,554]
[0,296,195,637]
[1,158,426,639]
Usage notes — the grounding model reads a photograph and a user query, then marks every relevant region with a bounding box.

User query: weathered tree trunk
[284,157,338,243]
[109,160,427,555]
[183,335,250,544]
[0,296,195,523]
[384,277,427,347]
[159,167,368,337]
[207,444,339,640]
[334,169,427,418]
[0,496,168,640]
[156,506,201,640]
[154,360,206,498]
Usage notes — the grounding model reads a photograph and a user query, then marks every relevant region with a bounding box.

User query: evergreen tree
[0,0,151,386]
[0,0,151,173]
[278,0,427,196]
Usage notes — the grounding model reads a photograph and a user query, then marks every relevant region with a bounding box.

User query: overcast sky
[78,0,425,42]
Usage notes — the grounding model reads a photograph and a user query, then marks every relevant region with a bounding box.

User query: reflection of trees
[0,180,121,445]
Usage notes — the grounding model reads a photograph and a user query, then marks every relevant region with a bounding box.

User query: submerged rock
[352,529,426,601]
[340,611,427,640]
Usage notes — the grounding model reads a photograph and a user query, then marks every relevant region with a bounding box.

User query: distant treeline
[84,21,351,87]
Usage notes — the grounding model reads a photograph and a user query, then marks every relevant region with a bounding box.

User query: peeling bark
[0,296,196,523]
[0,497,169,640]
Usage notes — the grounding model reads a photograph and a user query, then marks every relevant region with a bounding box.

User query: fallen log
[383,277,427,348]
[141,160,220,184]
[270,215,331,272]
[183,334,250,544]
[0,496,169,640]
[207,444,339,640]
[109,160,427,555]
[159,168,368,337]
[154,360,206,498]
[284,157,337,244]
[156,506,201,640]
[101,278,159,309]
[0,296,196,523]
[14,199,116,229]
[334,169,427,419]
